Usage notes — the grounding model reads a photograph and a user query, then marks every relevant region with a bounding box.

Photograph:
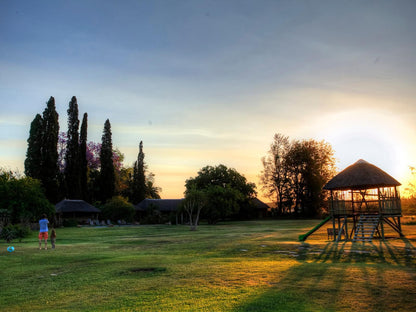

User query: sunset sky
[1,0,415,199]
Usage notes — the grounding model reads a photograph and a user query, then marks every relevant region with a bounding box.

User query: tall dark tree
[99,119,115,202]
[40,96,60,203]
[64,96,81,198]
[25,114,43,179]
[132,141,146,204]
[80,113,88,200]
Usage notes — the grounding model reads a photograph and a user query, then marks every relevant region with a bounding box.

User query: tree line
[24,96,160,205]
[4,96,339,232]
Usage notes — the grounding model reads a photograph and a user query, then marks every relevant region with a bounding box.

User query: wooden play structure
[299,159,403,242]
[323,159,403,242]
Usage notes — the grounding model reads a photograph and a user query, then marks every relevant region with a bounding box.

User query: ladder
[353,215,380,242]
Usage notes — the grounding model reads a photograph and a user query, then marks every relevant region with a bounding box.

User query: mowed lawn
[1,219,415,312]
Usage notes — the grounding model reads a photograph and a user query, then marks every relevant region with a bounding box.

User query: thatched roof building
[56,199,101,213]
[55,199,101,225]
[324,159,401,191]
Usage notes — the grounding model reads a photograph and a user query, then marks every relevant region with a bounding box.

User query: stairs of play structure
[353,215,380,242]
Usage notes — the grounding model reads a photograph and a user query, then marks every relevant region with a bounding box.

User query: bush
[62,218,79,227]
[0,170,55,223]
[101,196,135,223]
[0,224,31,243]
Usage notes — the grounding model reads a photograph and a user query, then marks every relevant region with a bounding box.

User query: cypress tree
[40,96,60,203]
[80,113,88,200]
[100,119,115,202]
[25,114,43,179]
[64,96,81,199]
[132,140,146,204]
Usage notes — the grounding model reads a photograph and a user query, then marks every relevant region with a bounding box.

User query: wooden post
[398,216,403,237]
[377,187,382,215]
[330,191,336,241]
[380,217,385,240]
[344,216,348,240]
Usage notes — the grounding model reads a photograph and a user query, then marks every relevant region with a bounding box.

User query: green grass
[1,220,415,311]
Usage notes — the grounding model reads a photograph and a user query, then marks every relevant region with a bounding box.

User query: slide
[298,216,331,241]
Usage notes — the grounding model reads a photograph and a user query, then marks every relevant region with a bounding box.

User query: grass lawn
[1,219,415,312]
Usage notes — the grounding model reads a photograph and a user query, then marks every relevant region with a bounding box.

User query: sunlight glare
[312,108,412,186]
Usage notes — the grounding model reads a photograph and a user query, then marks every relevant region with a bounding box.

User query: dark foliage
[131,141,146,204]
[0,170,55,224]
[80,113,88,200]
[100,119,115,202]
[65,96,81,199]
[40,97,60,203]
[261,133,336,217]
[24,114,43,179]
[101,196,135,222]
[0,224,30,243]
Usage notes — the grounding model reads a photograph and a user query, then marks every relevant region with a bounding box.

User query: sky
[1,0,416,199]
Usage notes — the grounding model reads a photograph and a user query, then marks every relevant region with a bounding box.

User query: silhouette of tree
[80,113,88,200]
[25,114,43,180]
[40,96,60,203]
[261,134,336,217]
[64,96,81,198]
[99,119,115,202]
[260,133,291,215]
[131,141,146,204]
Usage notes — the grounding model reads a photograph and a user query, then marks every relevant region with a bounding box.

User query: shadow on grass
[234,238,416,312]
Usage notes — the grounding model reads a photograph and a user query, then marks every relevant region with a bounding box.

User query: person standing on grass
[50,228,56,249]
[38,214,49,250]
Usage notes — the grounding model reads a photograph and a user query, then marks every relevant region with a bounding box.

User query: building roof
[55,199,101,213]
[323,159,401,191]
[135,199,184,212]
[250,198,270,210]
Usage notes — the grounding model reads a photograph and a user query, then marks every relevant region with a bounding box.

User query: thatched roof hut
[56,199,101,214]
[55,199,101,225]
[322,159,403,242]
[324,159,401,191]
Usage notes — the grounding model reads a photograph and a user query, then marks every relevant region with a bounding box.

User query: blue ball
[7,246,14,252]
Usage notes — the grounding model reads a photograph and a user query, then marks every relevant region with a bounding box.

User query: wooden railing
[330,198,401,216]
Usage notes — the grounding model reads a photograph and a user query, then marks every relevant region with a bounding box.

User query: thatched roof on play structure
[323,159,401,191]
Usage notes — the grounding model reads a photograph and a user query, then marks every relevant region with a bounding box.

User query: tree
[260,134,336,217]
[286,139,336,216]
[80,113,88,200]
[101,196,135,223]
[182,187,206,230]
[100,119,115,202]
[185,164,256,224]
[40,96,60,203]
[145,172,162,199]
[24,114,43,179]
[65,96,81,199]
[0,169,55,224]
[131,141,146,204]
[260,133,292,215]
[58,131,128,203]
